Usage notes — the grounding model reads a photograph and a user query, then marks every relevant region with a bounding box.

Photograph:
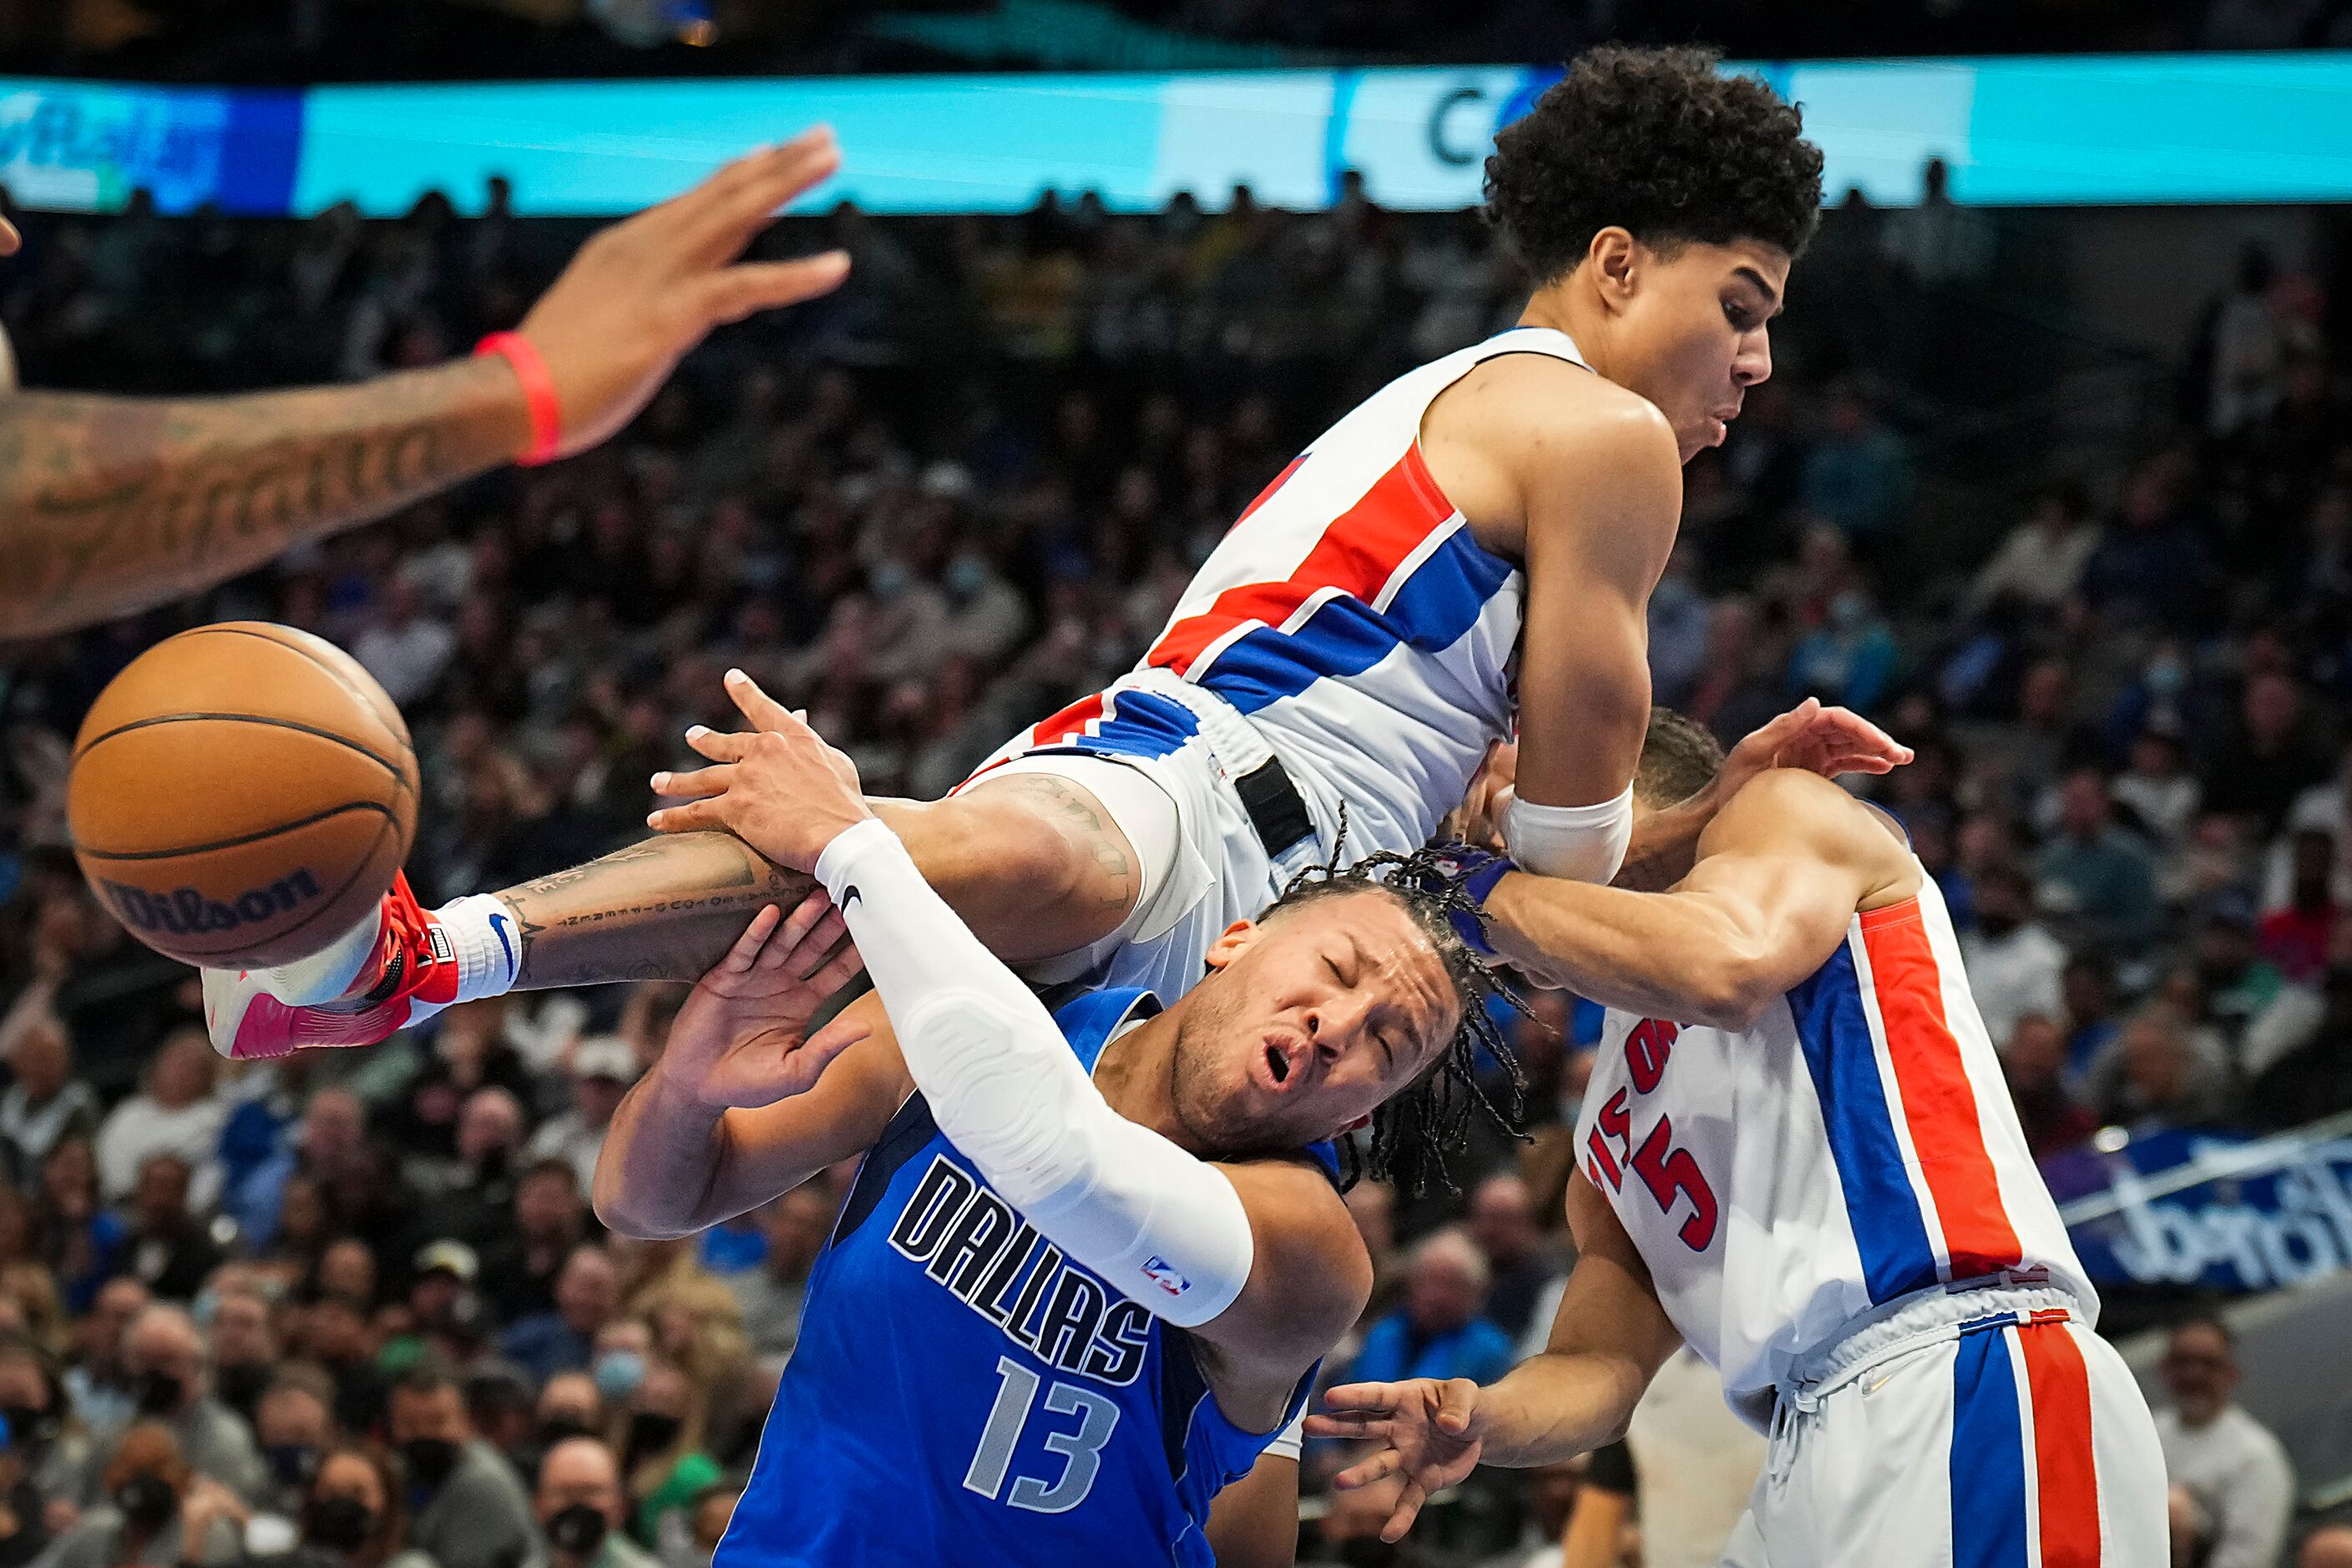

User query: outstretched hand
[517,126,850,458]
[1720,697,1910,799]
[648,669,871,873]
[660,892,869,1110]
[1304,1378,1489,1544]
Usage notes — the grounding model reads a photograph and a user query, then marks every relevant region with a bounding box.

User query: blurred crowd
[2,169,2351,1565]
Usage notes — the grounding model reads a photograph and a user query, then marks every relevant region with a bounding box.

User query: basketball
[66,622,418,969]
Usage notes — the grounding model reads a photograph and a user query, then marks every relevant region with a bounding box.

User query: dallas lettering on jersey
[888,1153,1154,1388]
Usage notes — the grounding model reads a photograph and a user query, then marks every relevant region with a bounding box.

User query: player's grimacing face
[1173,893,1459,1152]
[1613,236,1788,464]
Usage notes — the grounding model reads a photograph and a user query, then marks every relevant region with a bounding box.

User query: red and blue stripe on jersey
[1950,1310,2104,1567]
[1144,444,1515,715]
[1784,898,2027,1305]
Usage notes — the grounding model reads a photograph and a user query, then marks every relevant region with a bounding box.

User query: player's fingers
[1434,1379,1478,1434]
[695,253,851,327]
[724,667,800,734]
[1302,1413,1384,1440]
[683,129,840,262]
[1319,1383,1402,1414]
[648,797,730,834]
[766,889,834,962]
[682,725,755,763]
[805,1012,873,1060]
[1382,1484,1428,1545]
[1757,695,1822,745]
[1813,703,1903,747]
[787,911,850,979]
[804,942,867,999]
[723,905,783,973]
[1333,1449,1400,1491]
[654,131,817,238]
[651,762,734,799]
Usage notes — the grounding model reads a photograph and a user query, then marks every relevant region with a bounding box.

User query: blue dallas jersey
[719,987,1341,1567]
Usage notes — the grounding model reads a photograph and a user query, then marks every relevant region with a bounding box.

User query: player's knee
[893,788,1123,918]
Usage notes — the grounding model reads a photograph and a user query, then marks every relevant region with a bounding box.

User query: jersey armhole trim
[1855,896,1925,933]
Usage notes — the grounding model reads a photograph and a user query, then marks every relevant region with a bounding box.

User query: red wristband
[475,331,563,467]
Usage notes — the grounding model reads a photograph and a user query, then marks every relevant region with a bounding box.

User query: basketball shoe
[202,873,516,1060]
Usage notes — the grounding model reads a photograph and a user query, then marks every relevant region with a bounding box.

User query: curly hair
[1485,45,1824,283]
[1262,827,1532,1197]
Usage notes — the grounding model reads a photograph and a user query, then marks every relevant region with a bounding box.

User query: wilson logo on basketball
[99,870,324,938]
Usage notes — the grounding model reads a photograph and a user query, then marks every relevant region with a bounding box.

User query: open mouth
[1264,1043,1291,1085]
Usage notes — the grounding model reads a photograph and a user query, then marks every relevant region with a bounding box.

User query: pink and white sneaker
[202,872,466,1060]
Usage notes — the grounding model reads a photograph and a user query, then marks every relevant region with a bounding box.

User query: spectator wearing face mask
[613,1360,714,1550]
[463,1368,538,1479]
[251,1370,336,1522]
[505,1373,601,1492]
[387,1364,537,1568]
[431,1092,527,1252]
[282,1444,432,1568]
[529,1439,657,1568]
[204,1290,277,1430]
[95,1306,266,1505]
[64,1277,149,1436]
[0,1330,89,1522]
[481,1162,588,1327]
[124,1157,222,1304]
[47,1422,244,1568]
[0,1394,53,1568]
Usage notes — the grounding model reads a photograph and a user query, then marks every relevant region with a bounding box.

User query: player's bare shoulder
[1419,351,1681,562]
[1704,768,1921,906]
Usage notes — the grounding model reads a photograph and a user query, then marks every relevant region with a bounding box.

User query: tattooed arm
[0,129,849,640]
[499,780,1141,989]
[0,366,526,637]
[500,675,1145,988]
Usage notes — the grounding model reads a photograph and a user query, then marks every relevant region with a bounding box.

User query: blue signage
[2054,1119,2352,1293]
[13,53,2352,219]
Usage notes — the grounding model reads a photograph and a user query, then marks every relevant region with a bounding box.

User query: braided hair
[1264,819,1535,1196]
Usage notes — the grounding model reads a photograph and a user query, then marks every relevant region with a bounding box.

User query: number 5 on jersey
[1586,1019,1721,1252]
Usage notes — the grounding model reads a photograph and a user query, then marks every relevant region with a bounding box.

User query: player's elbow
[591,1151,706,1241]
[1685,943,1778,1033]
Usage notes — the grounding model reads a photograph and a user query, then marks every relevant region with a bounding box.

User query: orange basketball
[67,622,418,969]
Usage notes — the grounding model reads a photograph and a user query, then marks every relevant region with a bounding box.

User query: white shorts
[953,672,1353,1006]
[1720,1288,2167,1568]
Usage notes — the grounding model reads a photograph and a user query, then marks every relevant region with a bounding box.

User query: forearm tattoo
[502,832,817,988]
[0,359,521,639]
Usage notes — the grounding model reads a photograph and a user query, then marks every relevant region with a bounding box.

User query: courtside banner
[15,53,2352,215]
[2051,1114,2352,1294]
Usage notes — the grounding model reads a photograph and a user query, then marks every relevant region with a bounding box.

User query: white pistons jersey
[1127,326,1586,857]
[1571,874,2096,1429]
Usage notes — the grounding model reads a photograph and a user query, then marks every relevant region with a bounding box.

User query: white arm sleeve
[1262,1406,1307,1462]
[814,817,1255,1328]
[1505,784,1635,883]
